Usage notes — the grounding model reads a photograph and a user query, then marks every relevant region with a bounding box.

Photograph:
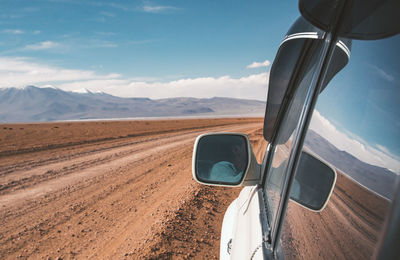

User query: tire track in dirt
[0,125,247,178]
[0,119,258,157]
[0,123,258,206]
[132,127,268,259]
[0,124,260,197]
[0,120,265,259]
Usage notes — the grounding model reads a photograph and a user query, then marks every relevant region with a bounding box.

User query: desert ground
[0,117,390,259]
[282,169,390,260]
[0,118,267,259]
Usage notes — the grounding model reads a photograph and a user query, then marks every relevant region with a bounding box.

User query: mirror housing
[299,0,400,40]
[192,133,261,187]
[290,150,337,212]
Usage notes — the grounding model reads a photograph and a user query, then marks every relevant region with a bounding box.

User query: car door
[280,29,400,260]
[257,13,351,256]
[193,1,399,259]
[261,0,400,259]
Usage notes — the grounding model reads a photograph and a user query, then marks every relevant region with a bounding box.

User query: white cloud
[2,29,24,34]
[91,41,117,48]
[309,110,400,173]
[108,2,132,11]
[0,57,115,87]
[24,41,60,50]
[1,29,40,35]
[372,65,394,82]
[377,69,394,82]
[56,73,269,100]
[0,57,269,101]
[111,73,268,100]
[247,60,271,69]
[142,5,179,13]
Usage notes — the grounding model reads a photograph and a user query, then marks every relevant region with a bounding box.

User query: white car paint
[223,186,264,259]
[220,198,237,260]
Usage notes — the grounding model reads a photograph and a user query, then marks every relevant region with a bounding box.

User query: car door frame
[258,11,348,257]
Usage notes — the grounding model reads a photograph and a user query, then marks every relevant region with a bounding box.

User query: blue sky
[0,0,299,99]
[311,36,400,173]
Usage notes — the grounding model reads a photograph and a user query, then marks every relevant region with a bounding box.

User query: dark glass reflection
[290,151,336,211]
[196,135,248,185]
[282,35,400,260]
[299,0,400,39]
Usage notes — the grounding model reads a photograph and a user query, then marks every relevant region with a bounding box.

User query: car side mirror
[290,150,336,211]
[192,133,261,186]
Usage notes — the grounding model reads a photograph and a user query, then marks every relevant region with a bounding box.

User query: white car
[192,0,400,259]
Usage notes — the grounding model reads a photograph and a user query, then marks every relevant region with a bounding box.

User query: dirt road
[0,118,266,259]
[282,170,390,260]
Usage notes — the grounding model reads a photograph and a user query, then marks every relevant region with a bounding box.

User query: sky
[0,0,299,100]
[1,0,398,173]
[310,36,400,173]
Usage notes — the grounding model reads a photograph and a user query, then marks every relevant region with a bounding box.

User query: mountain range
[1,86,396,199]
[305,130,397,199]
[0,86,265,122]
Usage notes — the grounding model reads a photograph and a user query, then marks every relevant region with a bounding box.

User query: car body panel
[230,186,263,260]
[220,198,237,260]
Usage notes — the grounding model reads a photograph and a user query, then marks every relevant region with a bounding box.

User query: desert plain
[0,117,391,259]
[0,118,266,259]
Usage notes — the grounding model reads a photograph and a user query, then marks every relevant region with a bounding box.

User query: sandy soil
[0,118,267,259]
[282,169,390,260]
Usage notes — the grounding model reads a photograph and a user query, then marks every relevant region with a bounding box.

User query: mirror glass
[290,151,336,211]
[195,134,248,185]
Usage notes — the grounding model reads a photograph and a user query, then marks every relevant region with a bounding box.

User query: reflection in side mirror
[290,151,336,212]
[193,133,249,186]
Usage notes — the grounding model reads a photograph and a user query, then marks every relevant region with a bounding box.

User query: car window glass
[282,34,400,259]
[263,17,351,143]
[263,39,324,237]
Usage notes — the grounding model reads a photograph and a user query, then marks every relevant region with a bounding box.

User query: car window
[282,34,400,259]
[262,19,351,250]
[263,34,325,241]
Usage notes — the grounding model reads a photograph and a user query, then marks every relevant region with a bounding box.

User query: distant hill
[0,86,265,122]
[305,130,397,199]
